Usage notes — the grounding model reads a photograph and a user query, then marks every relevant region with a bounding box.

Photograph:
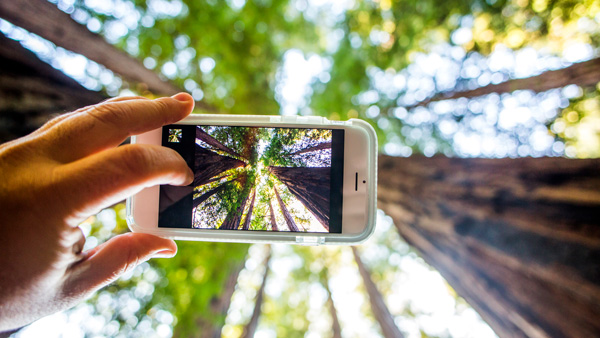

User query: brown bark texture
[0,32,105,142]
[0,0,217,111]
[274,186,299,232]
[411,57,600,107]
[196,127,243,159]
[194,145,245,187]
[241,246,271,338]
[291,141,332,155]
[352,247,405,338]
[269,166,330,229]
[377,155,600,338]
[241,190,257,230]
[220,176,251,230]
[269,200,279,231]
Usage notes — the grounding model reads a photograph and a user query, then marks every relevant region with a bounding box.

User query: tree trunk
[352,247,405,338]
[241,246,272,338]
[274,186,299,232]
[0,0,218,112]
[377,155,600,338]
[189,259,246,338]
[0,32,105,142]
[196,127,243,159]
[241,190,257,230]
[269,166,330,229]
[291,141,332,155]
[193,178,238,210]
[321,273,342,338]
[220,178,251,230]
[410,57,600,107]
[194,145,246,187]
[269,200,279,231]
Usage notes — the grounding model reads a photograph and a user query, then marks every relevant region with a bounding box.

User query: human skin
[0,93,195,334]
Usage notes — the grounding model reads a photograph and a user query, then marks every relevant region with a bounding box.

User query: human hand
[0,93,195,333]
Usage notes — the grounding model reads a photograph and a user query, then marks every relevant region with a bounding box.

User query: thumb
[64,233,176,298]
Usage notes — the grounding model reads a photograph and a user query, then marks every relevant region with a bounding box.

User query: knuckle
[118,144,157,176]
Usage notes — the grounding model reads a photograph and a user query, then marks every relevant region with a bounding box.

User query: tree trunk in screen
[352,247,405,338]
[194,144,246,187]
[274,186,299,232]
[241,246,271,338]
[269,166,330,229]
[241,190,256,230]
[220,175,251,230]
[377,155,600,338]
[269,200,279,231]
[196,127,243,159]
[291,141,332,155]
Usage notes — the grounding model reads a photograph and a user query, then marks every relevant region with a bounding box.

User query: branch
[409,57,600,108]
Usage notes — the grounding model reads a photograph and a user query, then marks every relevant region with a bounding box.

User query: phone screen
[158,124,344,233]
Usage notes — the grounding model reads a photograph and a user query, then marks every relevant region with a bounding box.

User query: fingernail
[186,167,194,185]
[171,92,191,102]
[152,249,176,259]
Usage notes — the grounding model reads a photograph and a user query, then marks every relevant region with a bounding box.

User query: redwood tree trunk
[291,141,332,155]
[269,166,330,229]
[274,186,299,232]
[377,155,600,338]
[241,190,256,230]
[269,200,279,231]
[0,32,105,142]
[241,246,271,338]
[194,145,245,187]
[196,127,243,159]
[352,247,405,338]
[411,57,600,107]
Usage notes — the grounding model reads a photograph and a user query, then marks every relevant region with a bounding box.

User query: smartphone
[126,114,377,245]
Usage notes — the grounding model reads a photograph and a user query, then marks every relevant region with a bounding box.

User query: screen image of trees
[192,126,332,232]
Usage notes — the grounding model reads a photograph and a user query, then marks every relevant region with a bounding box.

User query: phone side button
[296,236,325,245]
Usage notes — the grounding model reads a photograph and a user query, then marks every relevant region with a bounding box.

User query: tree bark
[194,145,246,187]
[410,57,600,107]
[241,246,271,338]
[0,32,105,142]
[377,155,600,338]
[0,0,217,111]
[321,273,342,338]
[269,200,279,231]
[291,141,332,155]
[189,259,246,338]
[241,190,257,230]
[196,127,243,159]
[352,247,405,338]
[274,186,299,232]
[220,177,251,230]
[269,166,330,229]
[193,178,240,210]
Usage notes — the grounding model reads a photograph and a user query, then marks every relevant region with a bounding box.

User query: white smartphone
[126,114,377,245]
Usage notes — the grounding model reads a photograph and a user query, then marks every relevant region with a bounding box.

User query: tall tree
[291,141,332,155]
[274,186,299,232]
[0,32,105,142]
[269,167,330,229]
[377,155,600,337]
[268,200,279,231]
[411,57,600,108]
[220,176,252,230]
[194,145,246,187]
[193,177,241,210]
[352,247,405,338]
[196,127,243,159]
[320,271,342,338]
[241,190,257,230]
[241,245,272,338]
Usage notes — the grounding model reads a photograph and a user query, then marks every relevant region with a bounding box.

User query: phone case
[126,114,377,245]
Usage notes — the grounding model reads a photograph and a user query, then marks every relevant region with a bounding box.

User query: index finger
[43,93,194,163]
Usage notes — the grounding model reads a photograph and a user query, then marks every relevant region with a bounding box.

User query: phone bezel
[126,114,377,245]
